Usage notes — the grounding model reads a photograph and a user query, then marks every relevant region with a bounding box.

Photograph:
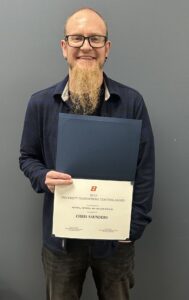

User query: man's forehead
[65,9,106,34]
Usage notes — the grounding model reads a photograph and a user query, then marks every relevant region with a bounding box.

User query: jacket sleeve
[130,95,155,241]
[19,97,50,193]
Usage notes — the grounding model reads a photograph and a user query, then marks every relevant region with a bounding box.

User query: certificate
[53,113,141,240]
[53,178,133,240]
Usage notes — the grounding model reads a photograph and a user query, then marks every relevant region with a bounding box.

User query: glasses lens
[89,36,106,47]
[68,35,84,47]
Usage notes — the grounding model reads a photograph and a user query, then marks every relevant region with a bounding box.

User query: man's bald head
[64,7,108,38]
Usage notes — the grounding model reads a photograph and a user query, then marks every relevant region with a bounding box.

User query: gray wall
[0,0,188,299]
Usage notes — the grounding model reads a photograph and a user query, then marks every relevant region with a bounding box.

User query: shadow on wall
[0,289,25,300]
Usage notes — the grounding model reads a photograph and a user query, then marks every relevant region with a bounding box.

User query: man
[19,7,155,300]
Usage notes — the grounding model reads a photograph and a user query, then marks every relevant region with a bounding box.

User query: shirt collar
[53,73,120,101]
[61,78,110,102]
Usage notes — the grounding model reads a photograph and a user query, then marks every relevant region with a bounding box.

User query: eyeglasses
[65,35,107,48]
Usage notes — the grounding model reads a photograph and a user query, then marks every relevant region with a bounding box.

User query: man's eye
[90,36,101,43]
[71,36,83,42]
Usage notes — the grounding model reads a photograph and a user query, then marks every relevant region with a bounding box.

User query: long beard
[69,65,102,115]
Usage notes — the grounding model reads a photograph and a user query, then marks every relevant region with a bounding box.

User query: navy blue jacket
[19,74,155,256]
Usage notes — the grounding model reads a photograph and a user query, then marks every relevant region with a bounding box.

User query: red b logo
[91,186,97,192]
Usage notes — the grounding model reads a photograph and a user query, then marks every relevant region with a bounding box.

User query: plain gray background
[0,0,189,299]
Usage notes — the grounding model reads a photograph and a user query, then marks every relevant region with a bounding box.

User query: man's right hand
[45,170,73,193]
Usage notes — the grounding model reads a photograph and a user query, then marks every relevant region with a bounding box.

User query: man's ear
[60,40,67,60]
[105,40,111,59]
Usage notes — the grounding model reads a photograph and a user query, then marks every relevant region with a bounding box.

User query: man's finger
[45,178,73,185]
[47,185,55,193]
[46,170,72,180]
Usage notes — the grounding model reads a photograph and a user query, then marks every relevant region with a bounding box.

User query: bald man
[20,7,155,300]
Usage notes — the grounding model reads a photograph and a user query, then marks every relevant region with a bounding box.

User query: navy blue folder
[56,114,142,181]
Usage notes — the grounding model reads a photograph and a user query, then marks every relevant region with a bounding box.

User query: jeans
[42,240,135,300]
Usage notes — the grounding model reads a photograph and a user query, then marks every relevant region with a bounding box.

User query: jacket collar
[103,73,122,99]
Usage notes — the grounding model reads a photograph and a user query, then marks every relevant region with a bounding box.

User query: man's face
[61,10,111,72]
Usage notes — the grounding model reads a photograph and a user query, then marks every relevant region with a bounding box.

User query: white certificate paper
[53,179,133,240]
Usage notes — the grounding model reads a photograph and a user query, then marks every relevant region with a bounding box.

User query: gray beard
[70,91,100,115]
[68,64,103,115]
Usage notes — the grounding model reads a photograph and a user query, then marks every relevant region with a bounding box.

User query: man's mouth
[77,56,95,60]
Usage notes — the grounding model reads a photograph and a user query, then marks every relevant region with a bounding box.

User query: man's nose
[80,38,93,50]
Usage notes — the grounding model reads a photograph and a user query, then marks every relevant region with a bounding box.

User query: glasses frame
[65,35,108,48]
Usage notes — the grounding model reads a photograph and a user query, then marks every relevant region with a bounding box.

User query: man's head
[61,8,111,72]
[61,8,111,114]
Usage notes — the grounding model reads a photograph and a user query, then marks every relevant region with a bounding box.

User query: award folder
[56,113,142,181]
[53,113,142,240]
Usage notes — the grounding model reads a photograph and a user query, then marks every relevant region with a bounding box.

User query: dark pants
[42,240,135,300]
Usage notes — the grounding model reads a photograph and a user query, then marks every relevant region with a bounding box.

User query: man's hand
[45,170,73,193]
